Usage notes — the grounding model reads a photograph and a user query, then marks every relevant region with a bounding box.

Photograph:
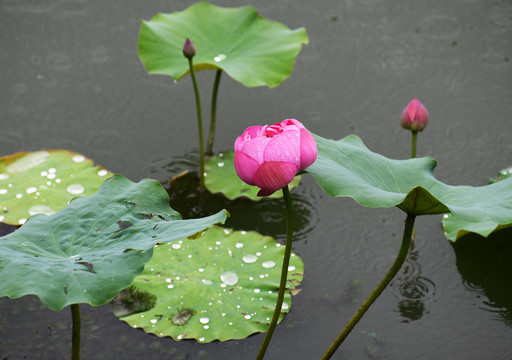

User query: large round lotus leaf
[0,175,228,311]
[307,134,512,226]
[0,150,113,225]
[138,2,309,88]
[118,226,304,342]
[204,151,301,200]
[442,166,512,241]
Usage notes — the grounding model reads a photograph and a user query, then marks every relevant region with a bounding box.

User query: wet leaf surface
[118,226,303,342]
[0,175,228,311]
[0,150,113,225]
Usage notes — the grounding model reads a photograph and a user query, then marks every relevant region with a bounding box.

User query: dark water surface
[1,0,512,359]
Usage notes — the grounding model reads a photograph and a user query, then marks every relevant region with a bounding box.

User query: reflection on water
[452,228,512,326]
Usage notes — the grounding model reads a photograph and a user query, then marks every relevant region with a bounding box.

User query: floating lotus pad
[0,175,228,311]
[307,134,512,226]
[0,150,113,225]
[442,166,512,241]
[118,226,304,342]
[138,2,309,88]
[205,151,301,200]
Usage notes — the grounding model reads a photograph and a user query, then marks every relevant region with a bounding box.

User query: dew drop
[198,268,204,272]
[235,242,243,248]
[28,204,56,216]
[254,288,260,293]
[26,187,37,194]
[199,337,205,342]
[213,54,226,62]
[72,155,85,163]
[0,215,3,221]
[201,279,212,286]
[167,284,175,289]
[262,261,276,269]
[223,229,231,235]
[16,194,22,199]
[67,184,84,195]
[204,325,209,329]
[220,271,238,285]
[282,303,289,310]
[48,168,56,174]
[200,317,210,324]
[244,314,251,320]
[40,171,48,177]
[47,173,56,180]
[0,173,9,180]
[172,243,181,249]
[150,319,157,324]
[0,189,7,195]
[98,169,108,176]
[19,218,27,225]
[242,254,258,264]
[288,266,296,271]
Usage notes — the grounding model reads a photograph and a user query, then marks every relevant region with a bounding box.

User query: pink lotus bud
[400,98,429,132]
[182,38,196,59]
[234,119,317,196]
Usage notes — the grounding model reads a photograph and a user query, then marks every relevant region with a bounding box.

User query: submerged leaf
[119,226,304,342]
[0,175,227,311]
[307,134,512,226]
[138,2,308,88]
[205,151,301,201]
[0,150,112,225]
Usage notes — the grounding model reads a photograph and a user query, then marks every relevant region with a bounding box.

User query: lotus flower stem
[256,185,294,360]
[321,213,416,360]
[71,304,81,360]
[206,69,222,156]
[411,130,418,158]
[187,58,205,192]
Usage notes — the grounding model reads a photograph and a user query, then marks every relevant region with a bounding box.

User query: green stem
[321,213,416,360]
[71,304,81,360]
[411,130,418,158]
[255,185,294,360]
[188,58,205,192]
[206,69,222,156]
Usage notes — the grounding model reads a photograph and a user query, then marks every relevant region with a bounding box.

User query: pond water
[1,0,512,359]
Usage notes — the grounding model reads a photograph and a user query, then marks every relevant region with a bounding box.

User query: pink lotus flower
[400,98,429,132]
[234,119,317,196]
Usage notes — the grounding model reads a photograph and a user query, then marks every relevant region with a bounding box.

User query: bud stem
[255,185,294,360]
[206,69,222,156]
[320,213,416,360]
[411,130,418,159]
[187,58,205,192]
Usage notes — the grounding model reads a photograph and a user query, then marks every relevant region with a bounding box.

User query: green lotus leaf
[307,134,512,226]
[0,150,113,225]
[118,226,303,342]
[443,166,512,241]
[0,175,228,311]
[138,2,309,88]
[204,151,301,200]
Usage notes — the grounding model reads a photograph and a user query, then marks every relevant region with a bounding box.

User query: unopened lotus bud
[182,38,196,59]
[400,98,429,132]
